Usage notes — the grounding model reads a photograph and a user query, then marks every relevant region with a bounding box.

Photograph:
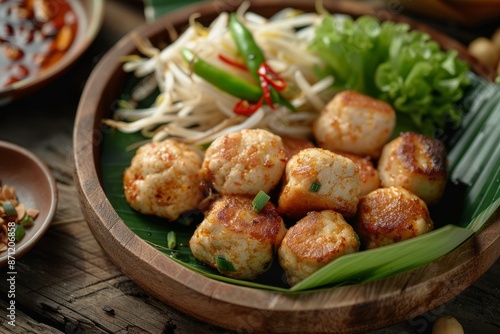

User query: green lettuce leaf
[310,15,470,136]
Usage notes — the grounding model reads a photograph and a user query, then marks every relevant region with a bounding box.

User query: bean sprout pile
[103,4,336,147]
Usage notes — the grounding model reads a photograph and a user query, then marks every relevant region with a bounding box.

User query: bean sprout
[103,3,335,148]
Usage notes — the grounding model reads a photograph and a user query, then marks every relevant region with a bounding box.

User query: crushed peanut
[0,179,39,250]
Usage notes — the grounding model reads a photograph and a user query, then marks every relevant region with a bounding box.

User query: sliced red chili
[233,96,264,116]
[259,77,274,110]
[259,63,286,91]
[218,53,248,71]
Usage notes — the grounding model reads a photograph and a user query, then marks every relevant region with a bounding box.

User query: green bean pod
[181,48,262,102]
[229,13,265,83]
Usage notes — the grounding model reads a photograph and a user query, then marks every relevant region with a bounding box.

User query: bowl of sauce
[0,0,103,105]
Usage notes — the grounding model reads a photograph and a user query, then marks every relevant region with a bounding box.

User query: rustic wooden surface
[0,1,499,333]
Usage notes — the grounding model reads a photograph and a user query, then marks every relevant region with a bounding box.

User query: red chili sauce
[0,0,78,89]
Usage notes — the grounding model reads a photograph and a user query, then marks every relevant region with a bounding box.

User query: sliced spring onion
[20,214,34,227]
[15,224,25,242]
[1,201,17,219]
[167,231,176,249]
[117,99,136,110]
[354,232,360,245]
[310,181,321,192]
[176,210,201,226]
[216,256,236,272]
[252,190,270,212]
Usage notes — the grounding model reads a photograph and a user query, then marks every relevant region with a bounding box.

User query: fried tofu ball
[189,195,287,280]
[378,132,448,205]
[337,152,380,197]
[278,210,360,286]
[201,129,287,195]
[123,140,203,221]
[312,90,396,158]
[355,187,433,249]
[278,148,360,219]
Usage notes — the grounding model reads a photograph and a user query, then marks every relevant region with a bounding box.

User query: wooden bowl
[0,0,104,105]
[73,1,499,333]
[0,141,58,267]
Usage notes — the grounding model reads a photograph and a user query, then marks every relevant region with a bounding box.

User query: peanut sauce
[0,0,79,89]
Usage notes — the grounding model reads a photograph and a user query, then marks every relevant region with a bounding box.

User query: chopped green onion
[167,231,176,249]
[310,181,321,192]
[1,201,17,219]
[15,224,25,242]
[263,261,272,270]
[117,99,135,110]
[354,232,360,245]
[252,190,270,212]
[176,211,197,226]
[216,256,236,272]
[199,141,212,150]
[20,214,34,227]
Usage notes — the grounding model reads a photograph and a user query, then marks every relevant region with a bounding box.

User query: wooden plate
[73,1,499,333]
[0,141,58,267]
[0,0,104,105]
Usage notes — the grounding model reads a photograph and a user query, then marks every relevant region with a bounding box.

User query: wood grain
[72,1,499,333]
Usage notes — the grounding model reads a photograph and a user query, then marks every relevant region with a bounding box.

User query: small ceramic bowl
[0,0,104,105]
[0,141,58,267]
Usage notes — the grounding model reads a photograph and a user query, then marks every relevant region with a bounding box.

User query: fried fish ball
[278,148,360,219]
[201,129,287,195]
[312,90,396,158]
[355,187,433,249]
[337,152,380,197]
[189,195,287,280]
[378,132,448,205]
[123,140,203,221]
[278,210,360,286]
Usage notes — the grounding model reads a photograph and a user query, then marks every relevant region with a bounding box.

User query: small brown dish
[0,141,58,267]
[0,0,104,105]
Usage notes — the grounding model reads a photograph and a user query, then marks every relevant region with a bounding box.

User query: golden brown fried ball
[123,140,203,221]
[189,195,287,280]
[278,210,360,286]
[378,132,448,205]
[336,152,380,197]
[312,90,396,159]
[278,148,360,219]
[201,129,287,196]
[355,187,434,249]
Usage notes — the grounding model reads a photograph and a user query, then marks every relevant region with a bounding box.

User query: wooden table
[1,1,498,333]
